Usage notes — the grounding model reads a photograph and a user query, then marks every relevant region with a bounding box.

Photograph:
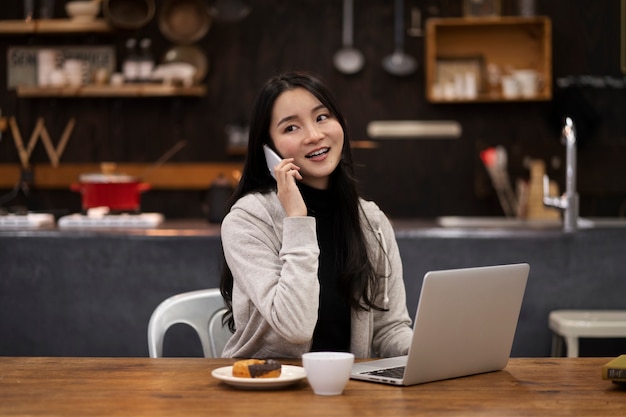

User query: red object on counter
[71,173,151,212]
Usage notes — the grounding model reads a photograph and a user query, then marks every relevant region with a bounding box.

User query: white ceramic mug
[49,69,67,86]
[501,75,520,99]
[63,59,85,86]
[37,49,61,86]
[302,351,354,396]
[513,69,539,98]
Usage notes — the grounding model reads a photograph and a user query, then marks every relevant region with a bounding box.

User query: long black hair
[220,71,384,331]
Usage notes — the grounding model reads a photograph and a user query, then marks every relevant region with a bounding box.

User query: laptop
[351,263,529,386]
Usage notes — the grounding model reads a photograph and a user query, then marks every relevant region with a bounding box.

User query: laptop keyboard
[363,366,405,379]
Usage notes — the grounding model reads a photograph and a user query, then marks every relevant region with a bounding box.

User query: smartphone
[263,144,282,179]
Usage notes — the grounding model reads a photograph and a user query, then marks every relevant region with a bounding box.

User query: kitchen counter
[2,218,626,357]
[0,217,571,238]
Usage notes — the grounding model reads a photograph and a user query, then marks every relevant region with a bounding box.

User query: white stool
[549,310,626,357]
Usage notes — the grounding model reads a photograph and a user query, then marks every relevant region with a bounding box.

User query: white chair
[148,288,232,358]
[549,310,626,358]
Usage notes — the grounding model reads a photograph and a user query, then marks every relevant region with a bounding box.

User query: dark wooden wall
[1,0,625,219]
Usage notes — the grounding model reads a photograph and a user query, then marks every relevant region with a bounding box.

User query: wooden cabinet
[425,16,552,103]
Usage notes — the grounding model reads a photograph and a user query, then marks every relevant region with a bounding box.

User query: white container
[514,69,539,98]
[501,75,520,99]
[64,59,85,86]
[49,69,67,86]
[65,1,100,21]
[37,49,61,86]
[110,72,125,86]
[464,72,478,99]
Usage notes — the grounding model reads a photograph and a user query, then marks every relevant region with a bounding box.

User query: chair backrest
[147,288,232,358]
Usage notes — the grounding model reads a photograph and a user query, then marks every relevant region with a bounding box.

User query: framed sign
[7,46,115,89]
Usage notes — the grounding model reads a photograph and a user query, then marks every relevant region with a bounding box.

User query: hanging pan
[103,0,155,30]
[158,0,212,44]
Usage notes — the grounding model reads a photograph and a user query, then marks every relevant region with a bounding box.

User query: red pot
[71,173,151,212]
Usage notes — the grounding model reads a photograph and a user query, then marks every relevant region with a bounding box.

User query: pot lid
[103,0,156,30]
[79,173,137,183]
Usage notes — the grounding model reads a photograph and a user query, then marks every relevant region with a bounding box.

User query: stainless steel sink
[586,218,626,228]
[436,217,626,230]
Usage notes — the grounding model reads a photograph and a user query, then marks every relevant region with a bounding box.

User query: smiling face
[269,87,344,190]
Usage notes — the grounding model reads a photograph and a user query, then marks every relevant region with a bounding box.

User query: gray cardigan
[220,191,413,358]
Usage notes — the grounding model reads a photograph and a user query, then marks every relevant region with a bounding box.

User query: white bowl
[65,1,101,21]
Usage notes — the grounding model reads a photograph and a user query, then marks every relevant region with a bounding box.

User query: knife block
[525,159,561,220]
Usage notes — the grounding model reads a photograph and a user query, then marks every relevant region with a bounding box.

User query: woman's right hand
[274,158,307,217]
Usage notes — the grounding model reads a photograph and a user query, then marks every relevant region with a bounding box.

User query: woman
[220,71,412,358]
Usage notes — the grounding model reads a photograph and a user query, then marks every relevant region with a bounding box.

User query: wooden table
[0,357,624,416]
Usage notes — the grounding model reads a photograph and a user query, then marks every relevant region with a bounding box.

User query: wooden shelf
[0,19,113,34]
[0,20,36,34]
[0,163,243,190]
[425,16,552,103]
[16,84,207,98]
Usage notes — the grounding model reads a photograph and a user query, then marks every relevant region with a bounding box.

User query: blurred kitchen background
[0,0,624,220]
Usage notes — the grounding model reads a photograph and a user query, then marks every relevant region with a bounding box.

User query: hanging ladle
[333,0,364,75]
[382,0,417,76]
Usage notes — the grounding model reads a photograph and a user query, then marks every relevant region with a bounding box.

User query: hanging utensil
[382,0,417,76]
[139,140,188,179]
[407,7,423,37]
[333,0,364,75]
[103,0,155,30]
[158,0,211,44]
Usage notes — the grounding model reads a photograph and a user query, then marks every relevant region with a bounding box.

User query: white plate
[211,365,306,390]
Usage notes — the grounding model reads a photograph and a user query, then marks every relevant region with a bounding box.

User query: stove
[58,213,164,229]
[0,213,55,229]
[0,213,54,229]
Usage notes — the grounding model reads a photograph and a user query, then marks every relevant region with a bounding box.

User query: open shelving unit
[425,16,552,103]
[0,18,215,188]
[1,19,207,98]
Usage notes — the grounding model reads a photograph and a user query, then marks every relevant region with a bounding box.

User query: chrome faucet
[543,117,579,232]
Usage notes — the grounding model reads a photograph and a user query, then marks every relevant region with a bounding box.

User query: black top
[298,183,351,352]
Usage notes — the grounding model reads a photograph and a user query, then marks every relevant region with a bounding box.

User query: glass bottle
[138,38,155,83]
[518,0,535,16]
[122,38,139,83]
[24,0,34,22]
